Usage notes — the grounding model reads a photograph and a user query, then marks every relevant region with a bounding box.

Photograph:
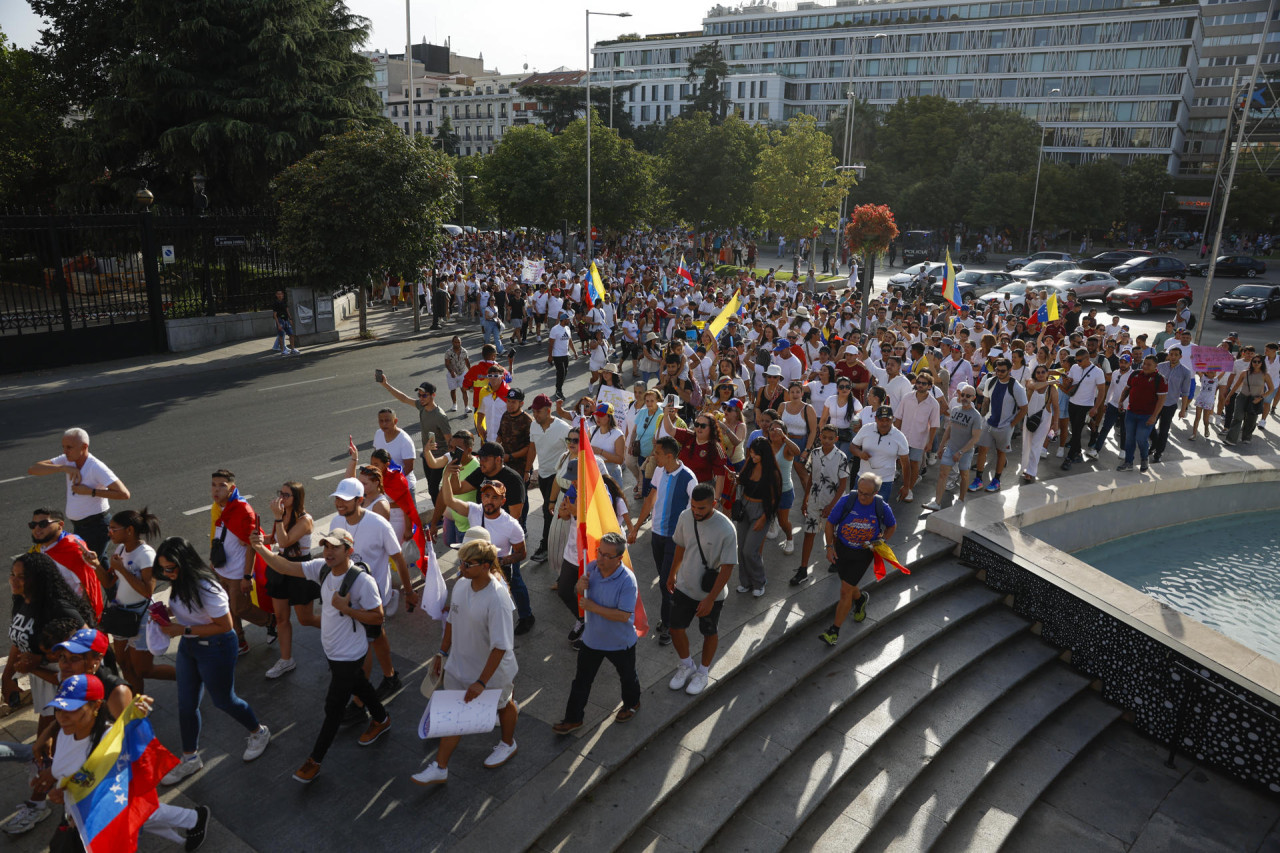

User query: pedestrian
[1224,354,1275,446]
[377,374,453,502]
[1059,348,1106,470]
[924,383,982,510]
[411,540,520,786]
[496,388,535,484]
[1151,346,1193,463]
[372,408,418,493]
[431,275,448,329]
[628,436,697,646]
[665,483,736,697]
[849,405,911,503]
[819,472,896,646]
[1089,354,1132,458]
[207,470,271,655]
[27,507,104,619]
[734,437,782,597]
[27,428,131,558]
[969,359,1028,492]
[894,371,940,503]
[794,425,849,586]
[552,532,641,734]
[1019,367,1059,483]
[1117,355,1168,471]
[153,538,271,786]
[445,337,471,413]
[270,289,300,356]
[249,528,391,783]
[526,395,572,565]
[261,481,320,680]
[548,311,578,401]
[102,507,175,695]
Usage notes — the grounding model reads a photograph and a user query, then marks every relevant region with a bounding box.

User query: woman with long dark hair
[154,538,270,785]
[263,481,320,680]
[103,507,173,694]
[734,437,782,597]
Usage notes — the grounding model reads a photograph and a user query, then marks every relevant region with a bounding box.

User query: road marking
[333,401,384,414]
[312,469,347,481]
[0,476,25,484]
[182,495,251,516]
[259,375,336,392]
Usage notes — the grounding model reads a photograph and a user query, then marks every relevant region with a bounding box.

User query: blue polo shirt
[582,561,638,652]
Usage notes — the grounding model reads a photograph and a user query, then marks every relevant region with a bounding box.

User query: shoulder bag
[691,517,720,593]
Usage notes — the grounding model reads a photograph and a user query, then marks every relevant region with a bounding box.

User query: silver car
[1049,269,1119,301]
[1012,260,1078,282]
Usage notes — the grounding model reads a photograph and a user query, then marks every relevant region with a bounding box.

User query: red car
[1104,277,1193,314]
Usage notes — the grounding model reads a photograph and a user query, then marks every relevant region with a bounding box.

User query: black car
[1188,255,1267,278]
[1077,250,1151,271]
[1212,284,1280,321]
[1109,254,1188,284]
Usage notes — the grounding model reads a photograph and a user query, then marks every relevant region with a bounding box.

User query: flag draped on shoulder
[382,459,427,573]
[212,489,271,614]
[707,289,742,340]
[942,249,959,309]
[576,424,649,637]
[61,699,180,853]
[32,534,104,619]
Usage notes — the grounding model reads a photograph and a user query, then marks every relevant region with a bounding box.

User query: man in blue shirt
[820,471,896,646]
[628,436,697,646]
[552,533,641,733]
[1151,345,1194,464]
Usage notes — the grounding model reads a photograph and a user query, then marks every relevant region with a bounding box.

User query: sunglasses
[695,421,711,428]
[461,560,490,570]
[277,491,294,498]
[28,520,56,529]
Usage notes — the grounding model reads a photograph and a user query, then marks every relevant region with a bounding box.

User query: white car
[886,261,963,295]
[978,281,1072,316]
[1050,269,1119,301]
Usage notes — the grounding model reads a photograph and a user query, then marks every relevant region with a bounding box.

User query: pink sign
[1190,345,1234,373]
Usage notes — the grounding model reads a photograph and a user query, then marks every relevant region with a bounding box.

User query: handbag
[691,517,719,594]
[1025,410,1044,434]
[99,600,148,637]
[730,482,748,522]
[209,523,229,568]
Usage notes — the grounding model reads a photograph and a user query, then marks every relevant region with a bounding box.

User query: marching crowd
[5,227,1279,848]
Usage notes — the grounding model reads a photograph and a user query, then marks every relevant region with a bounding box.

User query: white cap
[330,478,365,500]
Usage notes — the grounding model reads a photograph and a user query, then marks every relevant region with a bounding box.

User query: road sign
[161,245,175,264]
[214,235,248,248]
[590,226,599,240]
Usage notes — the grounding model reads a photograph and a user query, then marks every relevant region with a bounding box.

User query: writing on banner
[1190,345,1234,373]
[521,259,545,284]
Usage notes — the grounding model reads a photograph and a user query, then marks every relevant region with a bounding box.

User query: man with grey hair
[27,428,131,556]
[1151,344,1193,463]
[552,531,641,733]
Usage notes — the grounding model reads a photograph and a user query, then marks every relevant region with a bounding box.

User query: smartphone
[148,601,171,627]
[665,394,679,408]
[450,448,463,463]
[374,369,385,383]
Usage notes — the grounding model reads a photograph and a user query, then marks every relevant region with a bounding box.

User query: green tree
[479,125,561,229]
[658,113,763,232]
[554,115,656,231]
[27,0,133,111]
[516,84,633,135]
[1120,156,1175,230]
[0,30,70,206]
[823,98,877,165]
[436,113,460,156]
[272,125,458,292]
[684,40,731,123]
[71,0,382,206]
[754,114,857,250]
[1226,171,1280,233]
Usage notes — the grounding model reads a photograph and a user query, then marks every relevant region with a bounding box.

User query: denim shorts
[779,489,795,510]
[941,445,974,470]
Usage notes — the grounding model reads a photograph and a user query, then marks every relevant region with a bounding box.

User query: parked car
[1011,259,1077,282]
[1049,269,1119,301]
[1161,231,1196,249]
[976,280,1071,316]
[886,260,964,295]
[1108,254,1188,284]
[1005,251,1073,271]
[1077,250,1151,271]
[1212,283,1280,321]
[1105,277,1193,314]
[1187,255,1267,278]
[927,269,1014,303]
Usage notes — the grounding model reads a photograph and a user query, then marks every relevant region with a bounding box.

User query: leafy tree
[479,125,561,229]
[517,84,633,135]
[1060,159,1123,237]
[272,125,458,294]
[0,30,70,206]
[684,41,731,123]
[824,98,877,165]
[436,113,460,156]
[1120,156,1175,230]
[1226,171,1279,233]
[630,122,670,155]
[754,114,857,250]
[658,113,763,232]
[27,0,133,109]
[877,96,969,182]
[554,114,656,231]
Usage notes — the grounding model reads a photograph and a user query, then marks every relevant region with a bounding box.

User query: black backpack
[1185,312,1197,331]
[317,561,381,639]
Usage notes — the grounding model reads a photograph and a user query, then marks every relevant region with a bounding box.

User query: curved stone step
[766,631,1060,853]
[850,662,1093,852]
[531,562,983,853]
[931,691,1122,853]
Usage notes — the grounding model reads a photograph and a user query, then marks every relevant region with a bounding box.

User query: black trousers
[563,643,641,724]
[72,511,111,558]
[422,460,444,504]
[537,474,556,552]
[553,355,569,396]
[312,657,386,762]
[1149,404,1177,457]
[1066,402,1091,460]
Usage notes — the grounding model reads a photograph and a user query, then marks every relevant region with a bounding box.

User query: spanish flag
[577,424,649,637]
[707,289,742,339]
[942,249,959,310]
[871,540,912,581]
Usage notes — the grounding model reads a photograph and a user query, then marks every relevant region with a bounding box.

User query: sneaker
[570,638,584,651]
[358,714,392,746]
[342,702,369,727]
[789,567,809,586]
[567,621,584,642]
[1086,447,1099,459]
[967,478,985,493]
[552,719,584,734]
[946,471,959,490]
[615,703,639,723]
[375,673,403,701]
[287,348,300,356]
[1189,432,1197,442]
[852,592,870,623]
[685,670,710,695]
[243,725,270,761]
[657,626,672,646]
[292,759,321,785]
[529,548,548,565]
[922,499,942,511]
[162,754,204,785]
[1151,452,1162,464]
[765,521,780,540]
[927,452,938,465]
[1,802,50,836]
[752,586,766,598]
[902,490,914,502]
[1224,436,1237,446]
[1056,447,1065,458]
[1140,459,1150,473]
[781,539,795,555]
[985,477,1001,492]
[1060,459,1074,471]
[269,345,281,353]
[736,584,750,593]
[1116,463,1133,471]
[819,626,840,647]
[385,588,400,617]
[514,616,536,635]
[484,740,518,768]
[465,406,475,414]
[265,658,296,679]
[185,805,211,850]
[669,660,696,691]
[1040,447,1049,459]
[411,761,449,786]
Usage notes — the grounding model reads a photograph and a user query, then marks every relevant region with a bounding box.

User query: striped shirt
[650,463,697,538]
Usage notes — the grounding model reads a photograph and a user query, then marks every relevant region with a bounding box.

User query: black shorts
[669,589,723,636]
[833,543,874,588]
[265,566,321,606]
[619,342,640,360]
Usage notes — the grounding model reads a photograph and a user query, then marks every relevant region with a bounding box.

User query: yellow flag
[1047,292,1059,322]
[588,262,606,304]
[707,289,742,339]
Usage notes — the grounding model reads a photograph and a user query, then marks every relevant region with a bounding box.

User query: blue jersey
[829,494,894,548]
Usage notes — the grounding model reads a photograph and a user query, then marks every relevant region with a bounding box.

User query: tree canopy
[754,115,856,243]
[658,113,763,231]
[476,125,561,229]
[0,29,70,207]
[684,41,731,123]
[516,84,633,135]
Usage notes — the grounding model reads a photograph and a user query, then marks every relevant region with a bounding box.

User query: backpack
[831,493,888,538]
[1185,312,1196,331]
[317,561,381,638]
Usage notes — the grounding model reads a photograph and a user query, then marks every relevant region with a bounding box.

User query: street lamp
[1155,190,1175,243]
[585,9,632,265]
[1026,87,1061,254]
[134,180,154,209]
[459,174,479,231]
[192,173,208,216]
[608,65,636,129]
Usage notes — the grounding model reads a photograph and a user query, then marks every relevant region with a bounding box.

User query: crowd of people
[5,226,1278,848]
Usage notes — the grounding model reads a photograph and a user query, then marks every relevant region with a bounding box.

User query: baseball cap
[477,441,504,458]
[330,478,365,500]
[529,393,552,410]
[53,628,109,656]
[723,399,743,410]
[875,405,894,419]
[959,305,970,312]
[940,337,955,347]
[559,311,571,320]
[773,339,792,351]
[479,479,508,497]
[506,387,525,401]
[317,528,355,549]
[1120,353,1133,362]
[595,402,615,416]
[47,674,104,711]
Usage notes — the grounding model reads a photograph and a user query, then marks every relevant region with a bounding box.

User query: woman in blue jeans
[153,538,270,785]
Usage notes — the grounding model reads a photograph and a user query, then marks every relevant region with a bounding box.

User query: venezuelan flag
[677,254,694,286]
[942,249,959,309]
[61,699,180,852]
[707,289,742,339]
[1046,292,1059,321]
[588,262,608,307]
[576,424,649,637]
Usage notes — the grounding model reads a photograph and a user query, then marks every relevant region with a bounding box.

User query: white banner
[521,259,545,284]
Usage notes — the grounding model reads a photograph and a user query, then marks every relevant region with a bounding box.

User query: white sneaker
[927,452,939,465]
[736,584,750,593]
[752,586,766,598]
[483,740,518,768]
[265,658,296,679]
[1040,448,1049,459]
[1085,448,1099,459]
[385,588,400,618]
[685,670,710,695]
[765,520,780,540]
[465,406,474,414]
[411,761,449,786]
[781,539,795,555]
[923,499,942,511]
[669,660,696,690]
[243,725,270,762]
[162,754,204,785]
[1,802,51,835]
[287,348,300,356]
[1055,447,1065,458]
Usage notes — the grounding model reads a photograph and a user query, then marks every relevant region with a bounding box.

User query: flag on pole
[677,254,694,286]
[588,261,608,306]
[707,289,742,339]
[1046,292,1059,321]
[941,249,959,309]
[420,536,448,620]
[576,424,649,637]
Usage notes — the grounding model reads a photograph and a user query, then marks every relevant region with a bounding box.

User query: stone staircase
[454,547,1126,853]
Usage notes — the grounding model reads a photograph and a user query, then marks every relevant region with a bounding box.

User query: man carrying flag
[706,289,742,341]
[587,262,608,309]
[677,255,694,286]
[941,249,960,310]
[27,507,104,619]
[209,470,271,655]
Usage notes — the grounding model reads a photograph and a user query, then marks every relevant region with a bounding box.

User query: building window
[641,105,651,122]
[664,84,674,100]
[392,105,399,116]
[415,87,421,97]
[1000,79,1017,98]
[738,81,746,98]
[415,121,421,133]
[758,102,769,120]
[759,81,768,98]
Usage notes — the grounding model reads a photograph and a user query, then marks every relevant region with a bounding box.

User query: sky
[2,0,707,72]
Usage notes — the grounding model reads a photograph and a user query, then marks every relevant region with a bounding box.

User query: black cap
[506,387,525,401]
[477,441,505,458]
[875,405,894,419]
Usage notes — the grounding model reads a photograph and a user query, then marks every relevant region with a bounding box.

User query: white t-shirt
[481,395,506,442]
[589,426,624,463]
[851,423,910,483]
[330,510,402,600]
[112,543,156,606]
[51,453,117,521]
[373,429,417,491]
[51,730,94,789]
[212,512,252,582]
[885,374,915,415]
[465,505,525,558]
[1067,362,1107,406]
[550,323,573,357]
[168,578,231,627]
[445,579,518,687]
[823,394,862,430]
[301,558,383,662]
[530,418,572,478]
[774,354,803,384]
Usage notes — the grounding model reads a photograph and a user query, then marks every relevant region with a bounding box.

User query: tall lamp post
[1026,87,1061,254]
[585,8,631,265]
[835,34,885,274]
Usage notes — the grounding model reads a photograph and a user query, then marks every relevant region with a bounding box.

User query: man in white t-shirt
[547,312,577,401]
[526,395,571,564]
[373,409,417,493]
[250,528,389,784]
[27,427,131,557]
[850,406,911,503]
[1061,347,1107,469]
